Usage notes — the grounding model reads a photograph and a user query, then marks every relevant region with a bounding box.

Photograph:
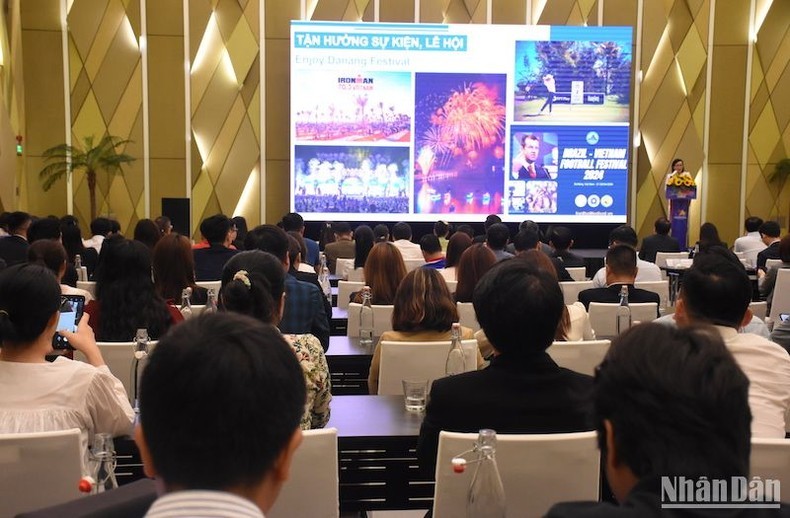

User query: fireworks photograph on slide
[413,73,507,215]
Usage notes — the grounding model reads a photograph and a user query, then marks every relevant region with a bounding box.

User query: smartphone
[52,295,85,350]
[780,314,790,323]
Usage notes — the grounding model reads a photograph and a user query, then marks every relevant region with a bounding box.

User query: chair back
[565,267,586,281]
[445,280,458,294]
[76,281,96,298]
[559,281,593,305]
[75,341,158,403]
[432,430,599,518]
[347,267,365,282]
[335,258,354,280]
[404,259,426,272]
[588,302,658,338]
[749,300,768,321]
[337,281,364,310]
[655,251,688,269]
[195,280,221,292]
[346,303,394,337]
[269,428,339,518]
[766,258,783,272]
[456,302,480,332]
[378,340,478,395]
[768,269,790,321]
[750,438,790,491]
[546,339,611,376]
[634,280,670,308]
[0,428,83,517]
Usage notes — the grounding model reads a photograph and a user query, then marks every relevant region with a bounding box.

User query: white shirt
[82,235,105,254]
[717,326,790,438]
[392,239,423,261]
[733,231,766,267]
[0,356,134,468]
[145,490,264,518]
[591,259,662,288]
[565,302,596,341]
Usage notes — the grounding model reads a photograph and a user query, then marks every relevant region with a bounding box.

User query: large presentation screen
[291,22,632,223]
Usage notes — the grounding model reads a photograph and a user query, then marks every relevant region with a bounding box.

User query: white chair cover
[588,302,658,338]
[559,281,593,306]
[456,302,480,332]
[546,339,611,376]
[768,269,790,321]
[377,339,478,395]
[346,303,394,337]
[565,267,586,281]
[337,281,364,310]
[75,341,158,403]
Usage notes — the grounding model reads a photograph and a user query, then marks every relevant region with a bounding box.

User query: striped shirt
[144,490,264,518]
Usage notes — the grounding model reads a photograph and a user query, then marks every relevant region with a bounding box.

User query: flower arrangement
[666,172,697,199]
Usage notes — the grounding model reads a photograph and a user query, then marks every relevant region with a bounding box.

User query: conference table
[326,334,376,395]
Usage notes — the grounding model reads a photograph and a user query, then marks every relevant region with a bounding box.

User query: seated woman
[367,268,484,394]
[0,264,134,467]
[454,243,496,303]
[352,242,407,305]
[220,250,331,430]
[86,235,183,341]
[440,231,473,283]
[60,216,98,279]
[152,233,208,305]
[349,225,375,280]
[28,240,94,302]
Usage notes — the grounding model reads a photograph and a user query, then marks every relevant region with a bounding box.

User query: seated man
[417,260,594,474]
[674,253,790,438]
[485,223,514,262]
[638,217,680,263]
[733,216,766,267]
[136,313,306,517]
[549,226,585,267]
[420,234,445,269]
[548,324,789,516]
[391,221,423,260]
[756,220,781,272]
[192,214,239,281]
[513,228,572,281]
[323,222,355,274]
[579,245,660,310]
[591,225,662,287]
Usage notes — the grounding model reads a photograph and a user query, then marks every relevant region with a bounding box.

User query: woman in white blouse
[0,264,134,467]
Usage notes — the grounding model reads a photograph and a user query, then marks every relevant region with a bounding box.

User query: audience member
[420,234,445,269]
[352,225,375,272]
[28,240,93,302]
[154,215,172,237]
[61,216,98,278]
[440,231,473,282]
[367,268,483,394]
[696,222,726,252]
[136,313,305,516]
[192,214,239,281]
[323,221,355,274]
[0,211,31,266]
[733,216,766,266]
[83,217,113,254]
[0,264,133,468]
[152,233,208,305]
[548,226,585,267]
[287,233,332,324]
[674,253,790,437]
[231,216,248,251]
[87,235,183,341]
[318,221,335,250]
[373,223,390,243]
[485,223,513,261]
[220,251,330,429]
[433,220,451,252]
[579,245,660,310]
[507,220,553,255]
[454,243,496,303]
[756,220,781,272]
[245,225,329,350]
[417,259,593,474]
[473,214,502,243]
[133,218,161,250]
[352,242,407,305]
[637,217,680,262]
[456,224,476,240]
[758,234,790,311]
[0,211,9,236]
[547,324,784,517]
[591,225,662,287]
[281,212,318,265]
[27,216,61,243]
[512,228,572,281]
[391,221,423,260]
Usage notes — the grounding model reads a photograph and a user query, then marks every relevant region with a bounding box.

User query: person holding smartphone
[0,264,134,468]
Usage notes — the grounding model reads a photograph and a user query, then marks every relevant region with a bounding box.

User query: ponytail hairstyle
[220,251,285,325]
[0,264,61,347]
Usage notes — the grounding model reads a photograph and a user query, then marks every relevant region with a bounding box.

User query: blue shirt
[279,275,330,350]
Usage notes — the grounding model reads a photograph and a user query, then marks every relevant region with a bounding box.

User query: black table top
[332,306,348,320]
[327,395,423,438]
[327,335,378,357]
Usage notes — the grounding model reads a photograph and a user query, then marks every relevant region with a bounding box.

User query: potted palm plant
[38,135,135,221]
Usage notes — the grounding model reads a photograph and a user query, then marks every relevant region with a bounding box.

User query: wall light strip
[183,0,192,215]
[630,0,643,225]
[739,0,756,226]
[701,0,716,222]
[60,0,72,215]
[140,0,150,217]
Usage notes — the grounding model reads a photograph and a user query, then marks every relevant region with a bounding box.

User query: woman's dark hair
[287,231,308,268]
[373,224,390,243]
[94,235,173,341]
[455,244,496,303]
[319,222,335,250]
[356,242,406,305]
[231,216,248,250]
[220,250,284,325]
[0,264,61,346]
[152,233,199,302]
[698,222,724,251]
[353,225,375,269]
[154,216,172,236]
[392,268,457,333]
[134,219,162,250]
[671,158,683,170]
[27,240,67,277]
[445,232,473,268]
[60,221,88,263]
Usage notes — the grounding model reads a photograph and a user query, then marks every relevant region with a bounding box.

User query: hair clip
[233,270,251,289]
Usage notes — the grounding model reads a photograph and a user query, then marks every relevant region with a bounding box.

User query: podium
[666,174,697,249]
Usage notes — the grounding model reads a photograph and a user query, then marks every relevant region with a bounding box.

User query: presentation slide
[291,22,633,223]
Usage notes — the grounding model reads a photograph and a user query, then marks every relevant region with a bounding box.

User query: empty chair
[588,302,658,338]
[559,281,593,306]
[268,428,339,518]
[565,267,586,281]
[337,280,364,310]
[0,429,83,517]
[432,430,599,518]
[456,302,480,332]
[335,258,354,280]
[766,258,783,272]
[377,340,478,395]
[634,280,670,309]
[76,281,96,298]
[768,269,790,321]
[750,438,790,490]
[75,341,158,403]
[546,340,611,376]
[346,303,394,337]
[404,258,426,272]
[749,300,768,321]
[655,251,688,269]
[195,280,221,292]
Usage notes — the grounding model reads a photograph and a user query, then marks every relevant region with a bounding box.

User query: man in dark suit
[0,211,31,267]
[638,217,680,263]
[417,260,593,474]
[756,220,781,273]
[549,226,585,267]
[192,214,239,281]
[579,245,660,310]
[323,221,355,274]
[512,227,573,281]
[287,232,332,327]
[547,324,790,517]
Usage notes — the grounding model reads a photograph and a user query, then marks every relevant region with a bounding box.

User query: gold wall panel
[381,0,415,22]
